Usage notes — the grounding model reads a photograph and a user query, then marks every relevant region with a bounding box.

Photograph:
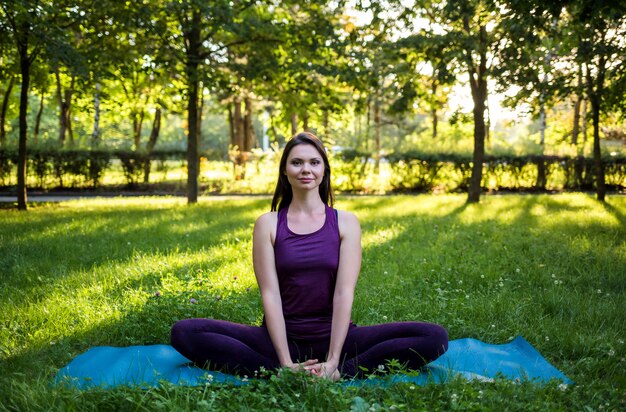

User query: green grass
[1,194,625,411]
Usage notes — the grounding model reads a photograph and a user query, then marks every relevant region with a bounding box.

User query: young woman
[171,132,448,380]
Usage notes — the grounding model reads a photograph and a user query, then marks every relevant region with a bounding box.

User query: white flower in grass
[515,268,520,273]
[451,393,458,402]
[409,385,415,390]
[382,316,388,321]
[545,336,549,342]
[558,383,568,391]
[618,339,624,345]
[608,349,615,357]
[480,275,485,279]
[206,374,213,383]
[597,289,602,294]
[377,364,385,371]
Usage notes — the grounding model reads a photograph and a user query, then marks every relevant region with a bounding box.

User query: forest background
[1,0,625,210]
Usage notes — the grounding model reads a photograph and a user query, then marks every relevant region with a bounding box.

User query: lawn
[0,194,624,411]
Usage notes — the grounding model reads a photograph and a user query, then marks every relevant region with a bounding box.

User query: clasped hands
[285,359,340,381]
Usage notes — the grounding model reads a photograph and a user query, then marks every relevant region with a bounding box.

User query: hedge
[0,148,624,193]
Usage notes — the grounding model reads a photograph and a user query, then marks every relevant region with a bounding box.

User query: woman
[171,132,448,380]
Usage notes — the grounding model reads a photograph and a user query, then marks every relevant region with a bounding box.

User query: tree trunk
[431,80,438,139]
[228,104,235,146]
[572,67,584,147]
[1,76,15,147]
[581,98,588,145]
[233,97,244,150]
[572,95,581,146]
[585,53,606,202]
[537,102,546,190]
[55,69,65,144]
[590,97,605,201]
[92,81,100,146]
[197,82,204,148]
[539,102,547,146]
[466,24,488,204]
[373,98,381,154]
[373,97,382,172]
[244,96,254,151]
[302,111,309,131]
[132,109,145,150]
[467,89,486,203]
[67,94,74,145]
[143,106,161,183]
[55,70,73,145]
[17,25,31,211]
[290,112,298,136]
[34,89,45,144]
[185,9,201,204]
[365,102,371,152]
[536,158,547,190]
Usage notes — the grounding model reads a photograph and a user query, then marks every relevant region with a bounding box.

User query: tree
[571,1,626,201]
[153,0,266,204]
[500,0,626,200]
[1,1,89,209]
[495,1,564,189]
[413,0,500,203]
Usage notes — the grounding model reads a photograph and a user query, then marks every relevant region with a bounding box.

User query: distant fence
[0,149,624,193]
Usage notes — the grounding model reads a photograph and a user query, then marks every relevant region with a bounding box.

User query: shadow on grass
[350,194,626,379]
[602,199,626,226]
[1,270,261,385]
[2,195,625,391]
[0,198,267,305]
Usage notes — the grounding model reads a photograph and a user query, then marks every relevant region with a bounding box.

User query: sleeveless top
[272,204,341,340]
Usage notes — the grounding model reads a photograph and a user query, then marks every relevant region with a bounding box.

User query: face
[284,143,325,191]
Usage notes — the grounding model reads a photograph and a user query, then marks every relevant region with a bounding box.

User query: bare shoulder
[337,210,361,238]
[254,211,278,242]
[255,211,278,227]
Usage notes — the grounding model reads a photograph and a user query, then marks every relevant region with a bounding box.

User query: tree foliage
[0,0,624,209]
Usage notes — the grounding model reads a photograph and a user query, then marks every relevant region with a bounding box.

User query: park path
[0,193,270,203]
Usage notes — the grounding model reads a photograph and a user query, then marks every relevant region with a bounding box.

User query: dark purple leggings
[170,319,448,377]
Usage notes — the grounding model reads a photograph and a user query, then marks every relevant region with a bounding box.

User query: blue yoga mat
[54,336,573,389]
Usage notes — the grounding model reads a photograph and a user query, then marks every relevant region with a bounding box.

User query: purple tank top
[273,205,340,340]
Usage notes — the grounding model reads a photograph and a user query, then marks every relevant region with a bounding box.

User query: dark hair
[271,131,334,211]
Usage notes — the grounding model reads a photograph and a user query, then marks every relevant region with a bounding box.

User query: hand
[304,361,341,381]
[279,359,319,376]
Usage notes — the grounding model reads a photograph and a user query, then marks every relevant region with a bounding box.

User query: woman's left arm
[308,210,362,380]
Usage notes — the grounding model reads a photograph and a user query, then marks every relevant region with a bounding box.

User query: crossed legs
[170,319,448,378]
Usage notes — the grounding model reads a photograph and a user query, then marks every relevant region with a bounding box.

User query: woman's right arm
[252,213,301,368]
